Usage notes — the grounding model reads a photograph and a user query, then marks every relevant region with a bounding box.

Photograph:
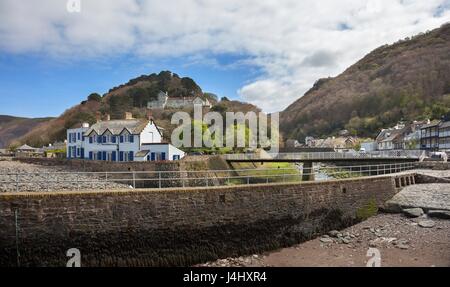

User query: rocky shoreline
[197,212,450,267]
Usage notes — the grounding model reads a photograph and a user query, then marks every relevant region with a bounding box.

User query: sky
[0,0,449,118]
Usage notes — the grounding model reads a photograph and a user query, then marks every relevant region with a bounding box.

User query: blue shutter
[102,151,107,161]
[161,152,166,161]
[112,136,116,143]
[129,135,134,143]
[120,135,124,143]
[89,137,93,144]
[103,136,107,143]
[119,151,124,162]
[97,151,101,160]
[89,151,93,160]
[112,151,116,161]
[129,151,134,161]
[151,152,156,161]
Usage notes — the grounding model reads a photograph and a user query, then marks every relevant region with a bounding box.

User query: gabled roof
[84,119,150,136]
[439,121,450,129]
[17,144,37,151]
[376,127,405,142]
[421,120,441,129]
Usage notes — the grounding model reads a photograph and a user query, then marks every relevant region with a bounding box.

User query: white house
[67,114,185,162]
[67,123,89,159]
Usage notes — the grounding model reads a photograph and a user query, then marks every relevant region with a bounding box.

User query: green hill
[281,23,450,141]
[11,71,260,147]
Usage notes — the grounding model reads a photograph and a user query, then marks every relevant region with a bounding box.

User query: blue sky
[0,52,257,117]
[0,0,449,117]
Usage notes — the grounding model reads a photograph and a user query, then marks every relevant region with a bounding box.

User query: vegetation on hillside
[281,23,450,140]
[8,71,261,148]
[0,115,54,148]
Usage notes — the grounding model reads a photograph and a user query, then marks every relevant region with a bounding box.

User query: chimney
[105,114,111,121]
[124,112,133,120]
[82,122,90,128]
[95,111,101,123]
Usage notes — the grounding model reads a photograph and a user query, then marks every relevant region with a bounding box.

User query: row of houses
[420,119,450,151]
[7,141,67,158]
[367,117,450,152]
[66,112,185,162]
[286,134,359,151]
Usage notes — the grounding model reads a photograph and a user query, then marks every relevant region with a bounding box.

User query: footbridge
[223,150,424,181]
[222,150,424,162]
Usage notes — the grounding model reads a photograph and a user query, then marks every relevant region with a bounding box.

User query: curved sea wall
[0,174,414,267]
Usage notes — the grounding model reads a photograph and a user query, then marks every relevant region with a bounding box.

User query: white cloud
[0,0,449,112]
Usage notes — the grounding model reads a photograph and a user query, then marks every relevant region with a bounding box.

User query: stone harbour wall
[0,174,407,267]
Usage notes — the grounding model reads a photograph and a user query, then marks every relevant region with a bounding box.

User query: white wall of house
[67,120,184,162]
[140,143,185,161]
[140,121,162,144]
[66,126,88,159]
[84,129,141,161]
[378,141,393,150]
[361,141,377,152]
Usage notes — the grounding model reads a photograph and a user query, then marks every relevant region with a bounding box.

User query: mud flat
[198,213,450,267]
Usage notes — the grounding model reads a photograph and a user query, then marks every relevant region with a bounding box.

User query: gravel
[0,160,128,192]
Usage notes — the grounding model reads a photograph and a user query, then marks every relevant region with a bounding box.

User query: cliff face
[281,23,450,141]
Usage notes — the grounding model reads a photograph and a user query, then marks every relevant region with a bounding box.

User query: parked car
[430,151,447,160]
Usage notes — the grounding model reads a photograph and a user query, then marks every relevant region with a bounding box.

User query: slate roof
[439,121,450,129]
[17,144,37,151]
[420,120,441,129]
[84,119,149,136]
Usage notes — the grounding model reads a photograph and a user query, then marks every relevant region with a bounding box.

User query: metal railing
[223,150,426,161]
[0,162,416,192]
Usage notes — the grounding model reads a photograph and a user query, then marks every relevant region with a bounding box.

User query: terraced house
[66,113,185,161]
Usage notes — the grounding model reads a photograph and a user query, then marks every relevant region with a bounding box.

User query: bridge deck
[223,151,424,162]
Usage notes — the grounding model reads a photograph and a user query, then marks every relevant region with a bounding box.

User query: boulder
[320,237,334,243]
[328,230,340,237]
[402,208,424,218]
[418,220,436,228]
[427,210,450,219]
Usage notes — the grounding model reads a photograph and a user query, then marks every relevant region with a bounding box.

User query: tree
[88,93,102,102]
